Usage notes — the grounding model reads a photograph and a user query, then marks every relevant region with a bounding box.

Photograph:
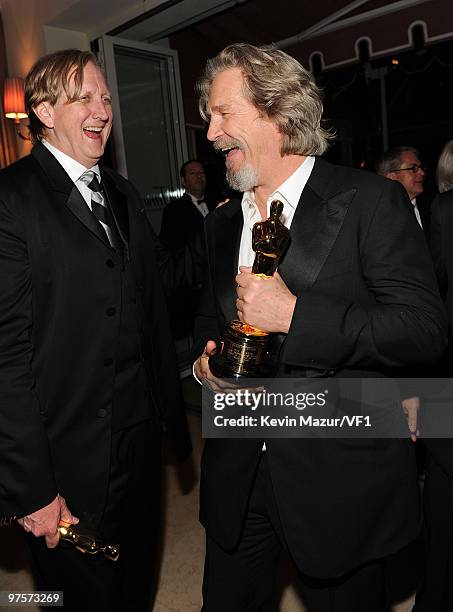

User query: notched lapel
[66,185,110,247]
[102,175,130,245]
[279,186,356,291]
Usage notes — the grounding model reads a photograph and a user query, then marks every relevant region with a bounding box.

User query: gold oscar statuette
[58,520,120,561]
[209,200,290,378]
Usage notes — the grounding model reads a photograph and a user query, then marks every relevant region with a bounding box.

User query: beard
[225,162,259,192]
[213,138,259,192]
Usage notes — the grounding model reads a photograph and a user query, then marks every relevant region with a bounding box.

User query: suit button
[104,358,113,366]
[131,297,137,304]
[106,259,115,268]
[106,307,116,316]
[97,408,108,418]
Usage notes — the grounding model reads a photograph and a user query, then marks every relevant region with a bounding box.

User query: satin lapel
[66,186,111,247]
[213,202,243,323]
[101,170,129,245]
[279,184,356,291]
[32,143,111,247]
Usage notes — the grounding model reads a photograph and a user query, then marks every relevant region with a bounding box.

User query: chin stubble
[225,163,259,192]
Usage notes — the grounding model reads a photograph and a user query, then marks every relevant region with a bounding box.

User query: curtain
[0,13,18,168]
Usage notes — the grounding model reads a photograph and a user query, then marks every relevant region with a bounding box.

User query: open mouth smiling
[83,126,103,139]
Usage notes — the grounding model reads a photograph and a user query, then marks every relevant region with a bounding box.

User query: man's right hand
[17,494,79,548]
[194,340,217,380]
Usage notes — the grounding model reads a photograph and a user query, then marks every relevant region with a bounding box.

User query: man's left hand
[401,396,420,442]
[236,266,296,334]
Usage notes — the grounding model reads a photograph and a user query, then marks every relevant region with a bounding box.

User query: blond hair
[436,140,453,193]
[197,43,334,156]
[25,49,101,143]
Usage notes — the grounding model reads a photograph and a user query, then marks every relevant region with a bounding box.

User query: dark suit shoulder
[206,197,241,223]
[0,154,39,192]
[312,157,401,197]
[162,194,191,213]
[101,165,133,192]
[0,155,48,224]
[432,189,453,211]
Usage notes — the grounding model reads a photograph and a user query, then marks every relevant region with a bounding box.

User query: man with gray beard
[192,43,446,611]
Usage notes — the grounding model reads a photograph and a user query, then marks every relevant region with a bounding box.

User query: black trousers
[202,454,389,612]
[27,420,161,612]
[413,455,453,611]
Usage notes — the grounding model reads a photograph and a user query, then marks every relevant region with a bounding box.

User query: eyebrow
[210,104,232,113]
[79,89,112,97]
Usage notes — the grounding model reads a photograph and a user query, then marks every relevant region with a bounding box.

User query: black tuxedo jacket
[193,157,447,578]
[0,143,190,524]
[160,192,214,250]
[426,189,453,475]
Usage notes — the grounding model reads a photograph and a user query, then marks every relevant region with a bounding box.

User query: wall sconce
[3,77,29,140]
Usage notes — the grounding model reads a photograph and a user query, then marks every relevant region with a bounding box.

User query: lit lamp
[3,77,29,140]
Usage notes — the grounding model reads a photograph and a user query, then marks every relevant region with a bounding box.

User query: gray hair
[436,140,453,193]
[375,146,420,176]
[197,43,334,156]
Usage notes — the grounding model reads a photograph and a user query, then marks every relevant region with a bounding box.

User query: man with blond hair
[0,49,190,610]
[193,43,446,611]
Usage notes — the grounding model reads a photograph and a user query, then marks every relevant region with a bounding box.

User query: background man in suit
[375,146,430,232]
[160,159,213,250]
[0,49,190,610]
[160,160,214,339]
[193,43,446,612]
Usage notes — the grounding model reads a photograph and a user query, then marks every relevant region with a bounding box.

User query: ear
[33,101,55,129]
[181,175,187,188]
[385,171,396,181]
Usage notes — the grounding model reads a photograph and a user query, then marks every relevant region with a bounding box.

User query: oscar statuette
[209,200,290,378]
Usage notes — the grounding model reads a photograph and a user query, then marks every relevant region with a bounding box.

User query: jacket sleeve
[191,218,225,361]
[0,197,57,519]
[430,195,448,299]
[282,180,447,371]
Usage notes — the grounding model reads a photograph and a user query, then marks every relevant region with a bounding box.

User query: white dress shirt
[41,139,101,209]
[187,192,210,217]
[239,156,315,269]
[411,198,423,228]
[193,156,316,422]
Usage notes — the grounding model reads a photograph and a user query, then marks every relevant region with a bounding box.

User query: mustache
[213,139,243,153]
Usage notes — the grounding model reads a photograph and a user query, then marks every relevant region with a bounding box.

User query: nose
[207,115,223,142]
[92,98,110,122]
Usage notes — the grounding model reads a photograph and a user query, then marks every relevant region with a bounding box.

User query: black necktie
[79,170,116,246]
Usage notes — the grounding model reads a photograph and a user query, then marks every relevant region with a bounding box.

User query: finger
[45,531,60,549]
[197,342,217,379]
[238,266,252,273]
[406,411,417,433]
[236,285,248,301]
[205,340,217,356]
[59,498,79,525]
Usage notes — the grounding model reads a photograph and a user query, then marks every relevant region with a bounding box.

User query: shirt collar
[186,191,205,204]
[41,139,101,184]
[241,155,315,219]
